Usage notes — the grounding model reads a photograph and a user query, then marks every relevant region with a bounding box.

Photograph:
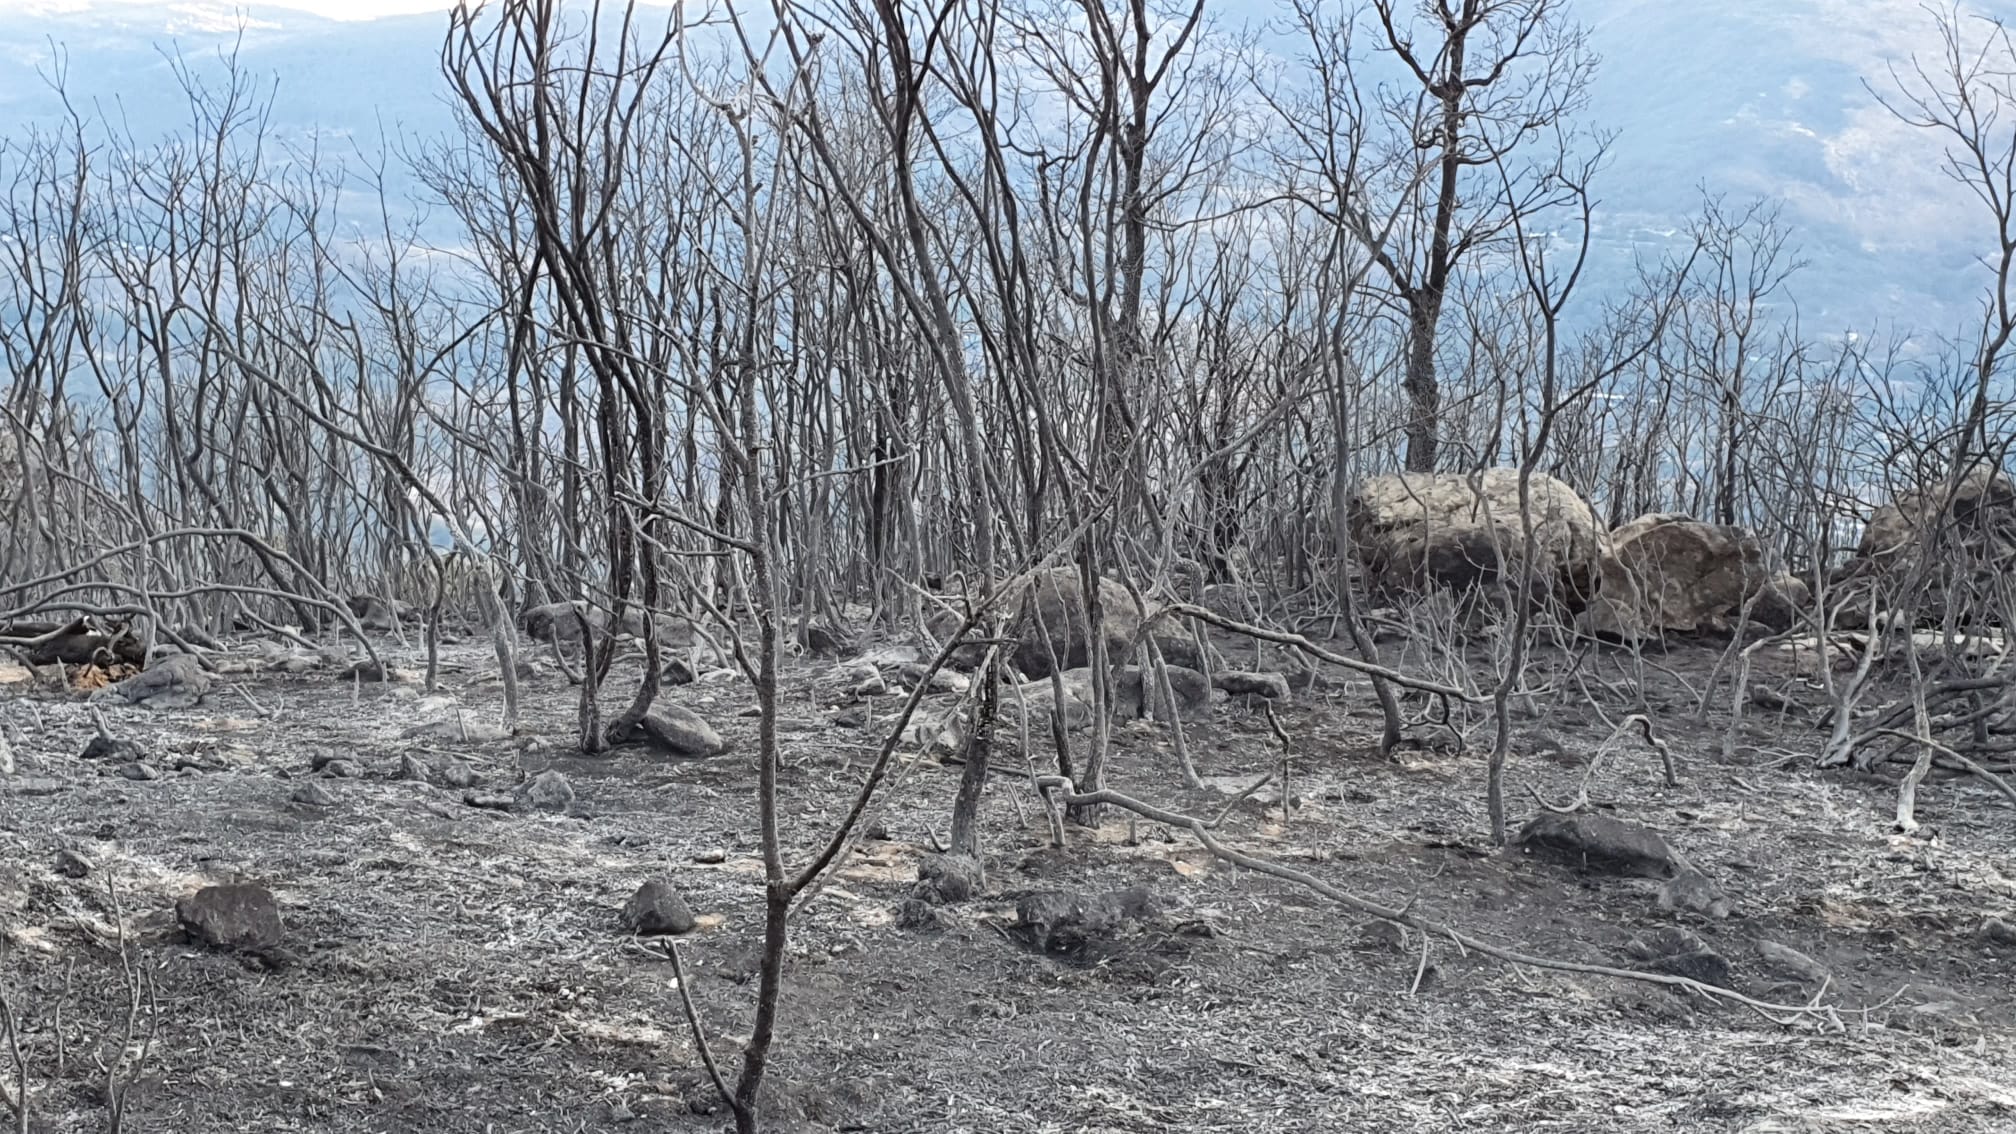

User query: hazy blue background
[3,0,2013,346]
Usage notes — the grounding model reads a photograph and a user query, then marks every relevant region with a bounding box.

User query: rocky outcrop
[522,600,695,647]
[1348,469,1606,606]
[1579,514,1769,638]
[930,568,1145,679]
[1833,464,2016,624]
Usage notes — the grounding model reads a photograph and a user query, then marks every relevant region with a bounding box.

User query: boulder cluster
[1346,464,2015,636]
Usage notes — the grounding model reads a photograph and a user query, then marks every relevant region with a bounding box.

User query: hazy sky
[4,0,456,18]
[0,0,688,16]
[4,0,2016,337]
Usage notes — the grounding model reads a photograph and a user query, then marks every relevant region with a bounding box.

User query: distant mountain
[0,0,2007,345]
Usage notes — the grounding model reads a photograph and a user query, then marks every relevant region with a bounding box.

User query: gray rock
[636,704,726,757]
[401,717,513,744]
[53,849,92,878]
[437,759,478,790]
[320,759,363,779]
[1657,869,1732,919]
[516,769,574,812]
[897,662,968,694]
[912,854,985,905]
[114,761,160,782]
[1626,926,1731,989]
[93,653,212,708]
[1516,813,1682,879]
[80,735,148,762]
[1981,917,2016,948]
[172,623,224,650]
[1357,918,1408,953]
[290,783,338,808]
[1125,664,1211,719]
[522,600,694,647]
[1153,633,1226,675]
[1755,940,1830,983]
[896,897,957,931]
[1213,671,1290,700]
[693,848,728,865]
[803,623,856,657]
[177,884,284,953]
[620,881,697,936]
[346,594,404,632]
[1013,886,1161,954]
[338,660,393,683]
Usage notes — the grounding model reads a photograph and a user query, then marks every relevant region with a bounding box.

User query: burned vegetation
[3,0,2016,1131]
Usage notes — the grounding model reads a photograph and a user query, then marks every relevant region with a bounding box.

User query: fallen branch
[1533,713,1678,814]
[1871,728,2016,813]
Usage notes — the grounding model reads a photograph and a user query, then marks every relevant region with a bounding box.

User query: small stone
[1517,813,1682,879]
[897,898,956,931]
[1755,940,1829,983]
[1013,886,1161,953]
[694,848,728,865]
[308,748,341,772]
[290,783,338,808]
[912,854,985,905]
[863,819,890,841]
[1357,918,1408,953]
[80,735,147,762]
[516,769,573,812]
[662,658,696,686]
[1626,926,1732,989]
[832,707,868,729]
[438,759,478,789]
[1981,918,2016,948]
[53,849,92,878]
[321,759,362,779]
[620,881,697,936]
[114,761,160,782]
[177,884,284,953]
[1657,869,1732,919]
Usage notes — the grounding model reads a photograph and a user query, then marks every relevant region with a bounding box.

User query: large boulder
[1579,514,1769,638]
[1748,573,1811,633]
[1835,465,2016,625]
[346,594,408,631]
[932,568,1145,679]
[1348,469,1606,606]
[90,652,211,709]
[522,600,694,647]
[1857,464,2016,562]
